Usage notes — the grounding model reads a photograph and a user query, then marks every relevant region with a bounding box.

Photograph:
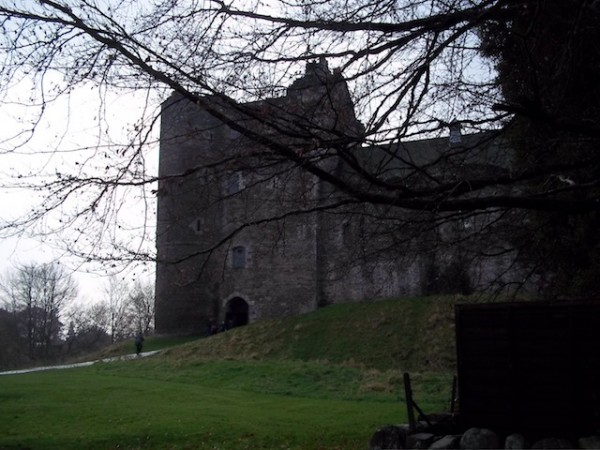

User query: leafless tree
[0,1,597,292]
[0,262,77,359]
[101,275,134,342]
[64,304,111,356]
[63,277,153,347]
[128,280,154,334]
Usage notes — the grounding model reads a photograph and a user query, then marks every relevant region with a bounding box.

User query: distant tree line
[0,262,154,370]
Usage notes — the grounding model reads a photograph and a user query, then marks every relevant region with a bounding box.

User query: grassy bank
[0,295,472,449]
[164,294,470,371]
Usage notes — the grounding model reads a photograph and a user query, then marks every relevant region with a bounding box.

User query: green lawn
[1,296,466,449]
[0,359,452,449]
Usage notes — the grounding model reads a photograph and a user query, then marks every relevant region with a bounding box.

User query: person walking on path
[134,332,145,356]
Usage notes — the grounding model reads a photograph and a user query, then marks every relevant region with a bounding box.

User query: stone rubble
[369,422,600,450]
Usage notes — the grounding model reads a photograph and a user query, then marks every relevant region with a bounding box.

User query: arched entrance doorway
[225,297,249,328]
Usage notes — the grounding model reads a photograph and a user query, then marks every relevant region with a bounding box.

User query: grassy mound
[163,294,478,372]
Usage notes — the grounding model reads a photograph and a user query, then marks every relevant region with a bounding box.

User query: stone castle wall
[155,62,526,335]
[156,90,328,334]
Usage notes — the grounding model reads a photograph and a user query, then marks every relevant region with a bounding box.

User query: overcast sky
[0,76,159,304]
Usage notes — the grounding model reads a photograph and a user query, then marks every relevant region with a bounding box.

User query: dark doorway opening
[225,297,249,328]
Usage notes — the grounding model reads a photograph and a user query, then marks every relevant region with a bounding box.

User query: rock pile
[369,422,600,449]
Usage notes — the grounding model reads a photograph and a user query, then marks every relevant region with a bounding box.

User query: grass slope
[0,295,474,449]
[1,366,404,449]
[165,294,468,371]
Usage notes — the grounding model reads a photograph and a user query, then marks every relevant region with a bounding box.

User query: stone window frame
[232,246,246,269]
[189,217,203,234]
[226,171,243,195]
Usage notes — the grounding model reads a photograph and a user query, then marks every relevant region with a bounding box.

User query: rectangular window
[227,172,241,195]
[232,246,246,268]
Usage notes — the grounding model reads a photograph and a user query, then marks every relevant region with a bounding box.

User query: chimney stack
[448,122,462,145]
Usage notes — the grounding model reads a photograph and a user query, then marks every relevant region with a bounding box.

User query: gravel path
[0,350,161,375]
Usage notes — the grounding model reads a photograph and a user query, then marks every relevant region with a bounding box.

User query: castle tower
[155,60,363,335]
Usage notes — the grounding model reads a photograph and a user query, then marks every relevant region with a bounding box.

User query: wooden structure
[455,300,600,439]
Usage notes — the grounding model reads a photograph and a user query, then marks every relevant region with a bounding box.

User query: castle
[155,59,519,335]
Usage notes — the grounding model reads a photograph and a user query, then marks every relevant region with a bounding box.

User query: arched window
[232,246,246,268]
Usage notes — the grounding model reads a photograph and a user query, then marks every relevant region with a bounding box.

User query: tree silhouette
[0,0,598,294]
[0,262,77,361]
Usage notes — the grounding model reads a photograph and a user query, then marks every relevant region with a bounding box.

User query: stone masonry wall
[155,61,530,335]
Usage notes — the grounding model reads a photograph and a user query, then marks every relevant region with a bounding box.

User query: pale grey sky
[0,77,159,304]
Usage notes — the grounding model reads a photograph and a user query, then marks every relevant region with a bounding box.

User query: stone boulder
[459,427,499,449]
[369,424,410,449]
[429,435,461,449]
[505,433,527,449]
[405,432,435,449]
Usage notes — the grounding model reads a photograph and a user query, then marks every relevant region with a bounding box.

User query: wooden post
[404,372,416,431]
[451,375,458,414]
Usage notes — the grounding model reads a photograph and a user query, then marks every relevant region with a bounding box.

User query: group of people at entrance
[207,319,234,336]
